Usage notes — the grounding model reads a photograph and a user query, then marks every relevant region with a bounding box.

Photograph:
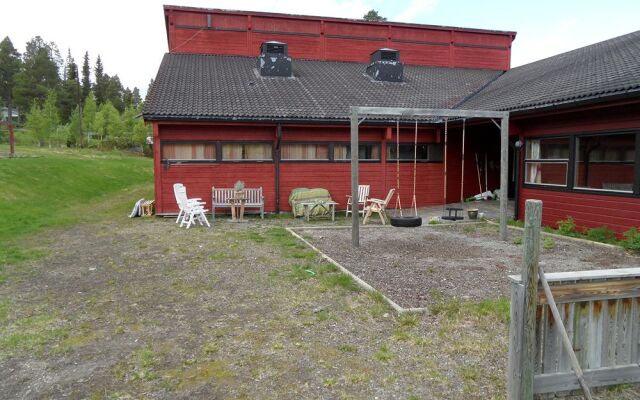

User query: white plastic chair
[173,183,210,229]
[345,184,370,217]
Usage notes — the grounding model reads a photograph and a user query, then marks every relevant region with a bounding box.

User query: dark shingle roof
[143,53,502,121]
[460,30,640,111]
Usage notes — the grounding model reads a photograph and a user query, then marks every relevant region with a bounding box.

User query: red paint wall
[164,6,515,70]
[153,122,484,215]
[515,102,640,235]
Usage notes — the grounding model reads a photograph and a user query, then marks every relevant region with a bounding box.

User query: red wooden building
[144,5,640,234]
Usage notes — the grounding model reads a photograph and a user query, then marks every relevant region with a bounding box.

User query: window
[387,143,442,162]
[162,143,216,161]
[222,143,272,161]
[574,133,635,192]
[281,143,329,160]
[524,138,570,186]
[334,144,380,161]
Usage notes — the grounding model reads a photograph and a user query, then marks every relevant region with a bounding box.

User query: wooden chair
[345,184,370,217]
[363,188,396,225]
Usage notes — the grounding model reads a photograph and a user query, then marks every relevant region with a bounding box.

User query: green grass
[0,145,153,272]
[430,297,510,323]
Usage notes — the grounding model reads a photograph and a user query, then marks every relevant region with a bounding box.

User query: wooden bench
[211,187,264,222]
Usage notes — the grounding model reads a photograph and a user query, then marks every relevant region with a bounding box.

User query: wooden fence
[507,199,640,399]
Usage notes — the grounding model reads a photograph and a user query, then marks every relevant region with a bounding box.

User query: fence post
[507,199,542,399]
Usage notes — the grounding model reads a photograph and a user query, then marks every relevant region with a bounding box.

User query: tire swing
[390,120,422,228]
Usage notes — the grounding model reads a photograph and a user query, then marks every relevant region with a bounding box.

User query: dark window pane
[525,162,567,185]
[387,143,433,160]
[334,144,380,160]
[526,138,570,160]
[574,133,635,192]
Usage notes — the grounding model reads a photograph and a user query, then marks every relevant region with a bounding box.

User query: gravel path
[296,223,640,309]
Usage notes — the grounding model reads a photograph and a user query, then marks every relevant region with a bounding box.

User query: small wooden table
[229,198,246,222]
[300,201,338,222]
[441,207,464,221]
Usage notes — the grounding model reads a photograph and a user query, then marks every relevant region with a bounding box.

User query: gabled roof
[142,54,502,122]
[144,30,640,121]
[460,30,640,112]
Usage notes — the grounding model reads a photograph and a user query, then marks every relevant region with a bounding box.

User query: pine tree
[131,87,142,107]
[13,36,60,114]
[123,87,133,109]
[363,10,386,22]
[0,36,21,112]
[105,74,124,112]
[58,48,79,122]
[93,55,105,105]
[0,36,22,155]
[81,51,91,101]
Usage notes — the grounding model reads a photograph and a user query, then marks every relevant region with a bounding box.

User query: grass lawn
[0,145,153,276]
[0,146,637,399]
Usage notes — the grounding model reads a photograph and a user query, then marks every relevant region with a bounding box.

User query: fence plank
[632,298,640,363]
[534,365,640,393]
[508,282,526,399]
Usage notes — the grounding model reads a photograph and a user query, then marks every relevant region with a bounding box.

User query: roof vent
[257,41,292,77]
[366,48,403,82]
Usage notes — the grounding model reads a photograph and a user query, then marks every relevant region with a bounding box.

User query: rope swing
[460,118,466,205]
[389,119,422,227]
[394,119,403,217]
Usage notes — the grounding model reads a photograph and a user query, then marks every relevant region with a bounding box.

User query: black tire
[390,216,422,227]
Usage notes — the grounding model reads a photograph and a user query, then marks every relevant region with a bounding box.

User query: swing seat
[390,215,422,227]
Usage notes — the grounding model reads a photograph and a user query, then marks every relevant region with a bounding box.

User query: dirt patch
[296,223,640,309]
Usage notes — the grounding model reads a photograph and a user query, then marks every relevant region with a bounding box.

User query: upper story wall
[164,6,516,70]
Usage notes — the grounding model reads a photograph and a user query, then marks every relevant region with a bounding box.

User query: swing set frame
[349,106,510,248]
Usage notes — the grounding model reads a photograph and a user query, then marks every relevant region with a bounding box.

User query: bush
[557,217,577,236]
[621,228,640,252]
[586,226,616,244]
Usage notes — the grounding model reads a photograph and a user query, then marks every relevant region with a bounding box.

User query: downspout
[514,138,522,220]
[275,124,282,213]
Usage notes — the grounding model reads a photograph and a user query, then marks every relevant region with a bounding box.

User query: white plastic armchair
[173,183,210,228]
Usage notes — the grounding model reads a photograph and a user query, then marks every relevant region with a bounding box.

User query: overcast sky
[1,0,638,97]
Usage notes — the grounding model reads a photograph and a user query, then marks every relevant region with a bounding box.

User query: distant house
[0,107,19,122]
[143,5,640,234]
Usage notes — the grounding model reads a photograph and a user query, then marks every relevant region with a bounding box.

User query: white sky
[1,0,638,97]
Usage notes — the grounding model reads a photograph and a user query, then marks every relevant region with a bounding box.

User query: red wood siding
[515,102,640,235]
[519,188,640,235]
[165,7,514,70]
[153,122,475,215]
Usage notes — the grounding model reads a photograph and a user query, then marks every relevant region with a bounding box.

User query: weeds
[586,226,616,244]
[542,236,555,249]
[556,217,577,236]
[621,228,640,252]
[374,344,393,362]
[430,297,510,323]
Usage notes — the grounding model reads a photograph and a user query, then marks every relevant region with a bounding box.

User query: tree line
[0,35,151,150]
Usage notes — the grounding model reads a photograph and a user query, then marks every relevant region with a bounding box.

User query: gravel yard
[295,223,640,309]
[1,216,638,399]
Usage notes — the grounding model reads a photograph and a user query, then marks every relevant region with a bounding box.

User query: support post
[8,103,15,158]
[522,199,543,399]
[500,113,509,241]
[350,109,359,248]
